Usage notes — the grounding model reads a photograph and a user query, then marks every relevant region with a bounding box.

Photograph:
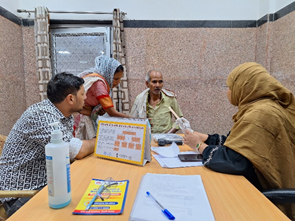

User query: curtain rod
[17,9,127,16]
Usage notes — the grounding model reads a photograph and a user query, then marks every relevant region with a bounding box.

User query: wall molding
[0,6,21,25]
[1,2,295,28]
[123,20,257,28]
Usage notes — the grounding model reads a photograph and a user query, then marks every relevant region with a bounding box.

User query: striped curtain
[112,8,130,114]
[34,6,52,101]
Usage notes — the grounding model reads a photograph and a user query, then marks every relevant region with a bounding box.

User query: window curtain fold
[34,6,52,101]
[112,8,130,114]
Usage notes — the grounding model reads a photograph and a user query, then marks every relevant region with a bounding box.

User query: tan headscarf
[224,62,295,219]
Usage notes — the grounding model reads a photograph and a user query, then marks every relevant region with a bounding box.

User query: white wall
[0,0,19,15]
[1,0,294,20]
[259,0,272,17]
[274,0,294,12]
[259,0,294,16]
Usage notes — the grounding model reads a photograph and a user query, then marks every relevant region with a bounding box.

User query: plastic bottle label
[46,156,54,196]
[66,162,71,193]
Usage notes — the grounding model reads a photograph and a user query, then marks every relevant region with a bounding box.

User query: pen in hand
[146,191,175,220]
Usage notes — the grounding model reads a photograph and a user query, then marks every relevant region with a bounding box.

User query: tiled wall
[125,13,295,135]
[125,11,295,135]
[0,17,27,135]
[269,11,295,94]
[22,26,40,108]
[1,9,295,136]
[125,28,256,134]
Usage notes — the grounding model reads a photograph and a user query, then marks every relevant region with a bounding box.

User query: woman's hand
[105,107,130,118]
[79,105,93,116]
[183,130,202,150]
[184,130,209,154]
[96,107,106,116]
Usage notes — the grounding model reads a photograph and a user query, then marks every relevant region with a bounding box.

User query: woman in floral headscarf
[184,62,295,219]
[74,55,130,140]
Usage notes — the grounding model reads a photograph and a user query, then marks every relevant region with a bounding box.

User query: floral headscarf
[79,55,121,89]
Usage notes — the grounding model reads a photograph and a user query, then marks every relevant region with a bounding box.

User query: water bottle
[45,122,71,208]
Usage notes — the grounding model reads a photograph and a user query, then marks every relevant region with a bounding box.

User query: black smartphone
[178,154,203,162]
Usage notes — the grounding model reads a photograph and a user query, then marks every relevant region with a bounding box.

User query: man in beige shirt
[130,70,183,133]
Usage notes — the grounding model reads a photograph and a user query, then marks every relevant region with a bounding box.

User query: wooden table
[8,142,289,221]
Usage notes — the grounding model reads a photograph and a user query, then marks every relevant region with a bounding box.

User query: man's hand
[148,118,153,128]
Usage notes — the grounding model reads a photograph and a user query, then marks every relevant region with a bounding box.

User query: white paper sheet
[129,173,215,221]
[153,153,203,168]
[151,142,202,168]
[151,142,180,157]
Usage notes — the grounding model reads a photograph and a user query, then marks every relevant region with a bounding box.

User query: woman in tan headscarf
[184,62,295,219]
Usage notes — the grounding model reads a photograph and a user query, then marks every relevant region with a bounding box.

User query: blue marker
[146,191,175,220]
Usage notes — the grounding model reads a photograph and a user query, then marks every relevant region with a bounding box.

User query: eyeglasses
[85,177,118,211]
[97,177,118,201]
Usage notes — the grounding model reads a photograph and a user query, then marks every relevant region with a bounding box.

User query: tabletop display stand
[94,116,152,166]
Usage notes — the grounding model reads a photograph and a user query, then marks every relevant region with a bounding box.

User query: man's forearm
[75,138,96,159]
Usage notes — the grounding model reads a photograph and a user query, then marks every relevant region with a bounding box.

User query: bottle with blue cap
[45,122,71,208]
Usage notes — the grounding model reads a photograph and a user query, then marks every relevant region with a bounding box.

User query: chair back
[0,135,7,156]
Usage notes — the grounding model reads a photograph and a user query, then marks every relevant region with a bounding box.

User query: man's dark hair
[115,65,124,73]
[47,72,84,104]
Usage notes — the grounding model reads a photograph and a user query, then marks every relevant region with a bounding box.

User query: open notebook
[129,173,215,221]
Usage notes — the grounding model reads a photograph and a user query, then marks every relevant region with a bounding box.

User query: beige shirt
[147,92,183,133]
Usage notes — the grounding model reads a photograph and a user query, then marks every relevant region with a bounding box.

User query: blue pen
[85,185,105,211]
[146,191,175,220]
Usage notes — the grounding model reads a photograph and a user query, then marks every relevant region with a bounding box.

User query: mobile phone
[178,154,203,162]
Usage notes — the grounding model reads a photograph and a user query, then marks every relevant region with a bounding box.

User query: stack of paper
[151,142,203,168]
[129,173,215,221]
